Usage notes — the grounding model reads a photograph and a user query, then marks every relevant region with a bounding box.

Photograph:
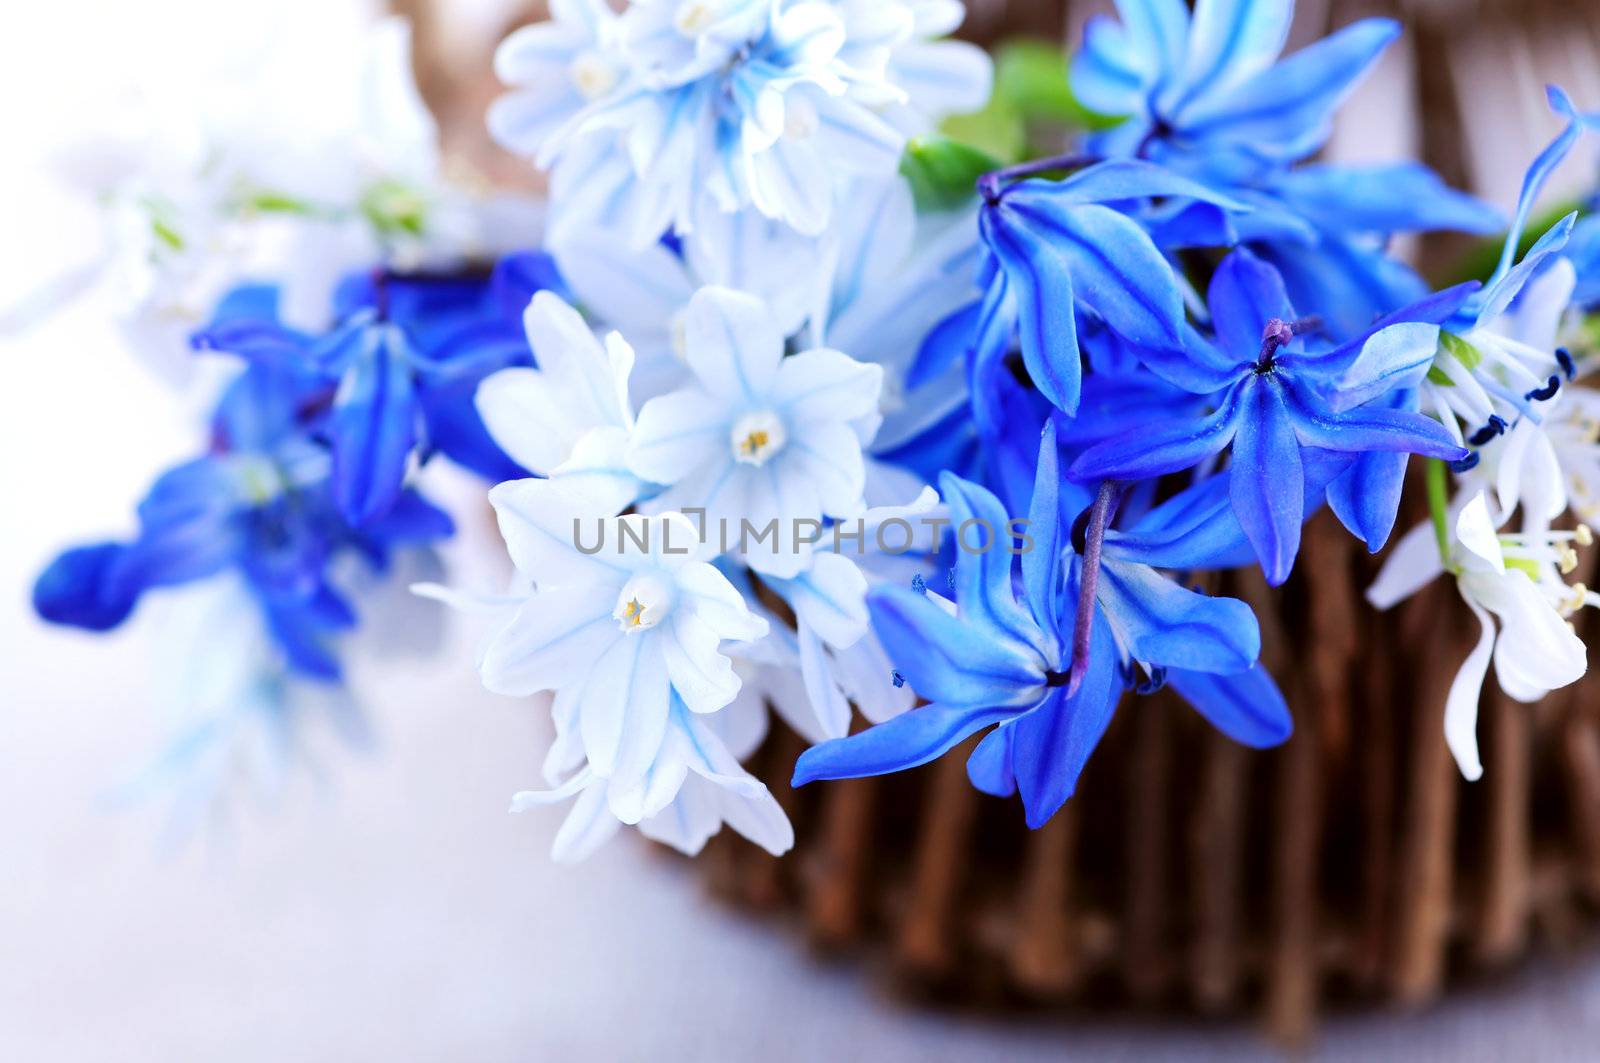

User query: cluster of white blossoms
[1370,99,1600,780]
[459,260,966,858]
[443,1,993,860]
[488,0,991,243]
[444,0,992,858]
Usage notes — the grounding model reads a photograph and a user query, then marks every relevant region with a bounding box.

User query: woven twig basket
[699,503,1600,1042]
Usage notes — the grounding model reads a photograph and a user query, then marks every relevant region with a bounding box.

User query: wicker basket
[699,504,1600,1042]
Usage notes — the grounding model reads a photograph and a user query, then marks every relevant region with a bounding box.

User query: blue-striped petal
[1168,663,1292,748]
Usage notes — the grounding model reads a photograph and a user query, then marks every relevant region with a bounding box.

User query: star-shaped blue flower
[917,159,1248,431]
[792,422,1290,828]
[192,258,553,527]
[1068,249,1472,584]
[1071,0,1399,182]
[32,357,454,679]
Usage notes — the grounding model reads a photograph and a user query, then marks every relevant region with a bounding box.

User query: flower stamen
[730,410,786,466]
[1065,480,1125,697]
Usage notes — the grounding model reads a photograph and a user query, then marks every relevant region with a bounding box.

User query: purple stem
[370,266,390,322]
[1066,480,1124,697]
[978,152,1103,204]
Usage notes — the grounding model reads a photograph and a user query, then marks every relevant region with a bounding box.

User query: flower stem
[1066,480,1124,697]
[978,153,1102,204]
[1426,457,1451,562]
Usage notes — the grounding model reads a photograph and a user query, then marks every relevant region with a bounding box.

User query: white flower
[749,486,943,737]
[481,479,768,802]
[474,291,645,513]
[1546,379,1600,529]
[119,573,370,842]
[617,0,780,86]
[546,197,822,405]
[836,0,992,130]
[511,691,792,862]
[491,0,988,241]
[1423,258,1576,534]
[487,0,623,158]
[627,286,883,578]
[1369,492,1590,780]
[813,174,981,505]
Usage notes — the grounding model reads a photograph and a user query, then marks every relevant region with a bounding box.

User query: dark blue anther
[1450,451,1481,473]
[1468,415,1507,446]
[1525,374,1561,402]
[891,670,906,689]
[1134,666,1168,695]
[1557,347,1576,380]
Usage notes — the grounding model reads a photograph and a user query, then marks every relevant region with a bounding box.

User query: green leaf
[938,97,1025,165]
[360,178,428,239]
[240,190,316,216]
[150,217,184,252]
[900,136,1002,212]
[993,38,1122,131]
[1442,200,1585,286]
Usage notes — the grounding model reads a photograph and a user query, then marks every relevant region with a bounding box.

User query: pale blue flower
[512,691,793,862]
[479,480,770,803]
[627,286,884,578]
[487,0,623,156]
[494,1,987,240]
[475,291,645,514]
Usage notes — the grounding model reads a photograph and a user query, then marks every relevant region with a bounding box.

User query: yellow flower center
[730,410,786,466]
[675,2,715,35]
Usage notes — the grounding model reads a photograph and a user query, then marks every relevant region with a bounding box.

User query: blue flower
[920,159,1248,430]
[1569,214,1600,310]
[33,359,454,680]
[1242,163,1503,340]
[1071,0,1399,182]
[1068,249,1471,584]
[792,422,1289,828]
[193,260,550,526]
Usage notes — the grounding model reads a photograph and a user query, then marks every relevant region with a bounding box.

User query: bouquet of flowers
[30,0,1600,901]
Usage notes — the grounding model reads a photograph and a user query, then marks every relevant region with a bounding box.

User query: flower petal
[1444,595,1494,781]
[330,326,417,526]
[1168,663,1292,747]
[770,348,883,425]
[981,200,1081,416]
[628,387,725,485]
[577,630,671,785]
[791,702,1016,786]
[1068,384,1242,482]
[866,583,1044,709]
[683,285,784,403]
[1008,618,1122,828]
[1207,248,1294,359]
[480,588,619,696]
[940,472,1044,651]
[1229,379,1303,585]
[1099,559,1260,673]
